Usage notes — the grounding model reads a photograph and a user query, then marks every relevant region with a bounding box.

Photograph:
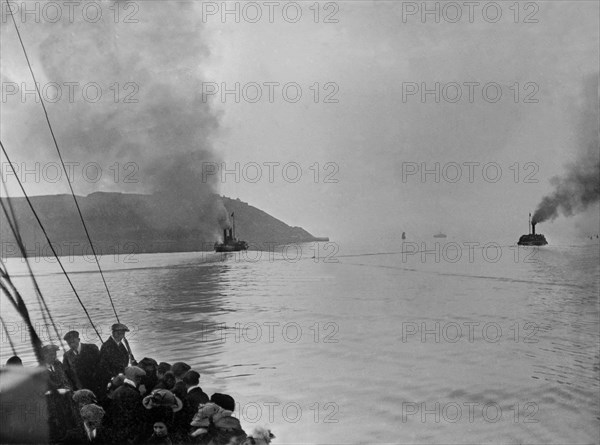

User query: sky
[1,1,598,247]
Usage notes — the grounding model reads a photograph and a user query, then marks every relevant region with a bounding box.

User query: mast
[528,213,531,235]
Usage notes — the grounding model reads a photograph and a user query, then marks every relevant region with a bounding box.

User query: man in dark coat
[62,403,110,444]
[62,330,101,394]
[106,365,146,444]
[42,344,73,392]
[98,323,131,393]
[138,357,159,396]
[182,370,209,425]
[41,344,75,442]
[170,362,191,401]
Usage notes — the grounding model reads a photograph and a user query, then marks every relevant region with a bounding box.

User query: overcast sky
[1,1,598,246]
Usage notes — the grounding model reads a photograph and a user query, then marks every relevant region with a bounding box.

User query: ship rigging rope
[0,314,18,357]
[0,256,45,363]
[0,195,53,333]
[0,141,103,343]
[0,187,66,352]
[5,0,122,328]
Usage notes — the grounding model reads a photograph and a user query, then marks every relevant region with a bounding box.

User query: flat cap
[42,344,60,353]
[63,330,80,341]
[111,323,130,332]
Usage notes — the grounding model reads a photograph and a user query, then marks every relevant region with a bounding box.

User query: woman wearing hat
[141,389,184,441]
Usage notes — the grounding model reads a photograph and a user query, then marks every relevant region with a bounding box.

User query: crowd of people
[4,323,275,445]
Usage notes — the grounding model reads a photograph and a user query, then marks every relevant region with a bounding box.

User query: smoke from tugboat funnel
[531,75,600,225]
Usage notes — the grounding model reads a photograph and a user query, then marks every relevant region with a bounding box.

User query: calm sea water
[2,242,599,444]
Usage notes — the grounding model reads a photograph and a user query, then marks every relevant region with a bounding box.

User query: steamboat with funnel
[517,214,548,246]
[214,212,249,252]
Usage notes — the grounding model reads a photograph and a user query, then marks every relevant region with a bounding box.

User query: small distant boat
[214,213,249,252]
[433,231,447,239]
[517,213,548,246]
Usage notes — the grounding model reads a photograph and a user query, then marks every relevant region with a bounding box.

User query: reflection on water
[1,244,599,443]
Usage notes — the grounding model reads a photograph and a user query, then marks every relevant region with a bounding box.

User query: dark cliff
[0,192,325,257]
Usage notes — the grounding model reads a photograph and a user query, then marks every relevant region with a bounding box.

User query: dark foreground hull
[0,367,48,443]
[517,234,548,246]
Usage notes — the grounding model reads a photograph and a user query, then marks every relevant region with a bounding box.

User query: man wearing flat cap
[62,330,101,393]
[98,323,131,394]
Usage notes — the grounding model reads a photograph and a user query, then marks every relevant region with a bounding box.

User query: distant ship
[517,214,548,246]
[433,231,447,239]
[214,213,249,252]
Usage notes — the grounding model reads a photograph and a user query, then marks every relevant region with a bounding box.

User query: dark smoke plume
[532,75,600,225]
[1,2,225,236]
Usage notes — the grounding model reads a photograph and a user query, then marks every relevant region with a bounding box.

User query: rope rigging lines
[1,141,103,344]
[4,0,122,326]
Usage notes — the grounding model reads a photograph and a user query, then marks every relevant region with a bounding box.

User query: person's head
[210,393,235,412]
[157,362,171,379]
[41,344,59,364]
[161,371,176,389]
[124,366,146,386]
[142,389,183,412]
[139,357,158,377]
[182,370,200,389]
[170,362,190,382]
[73,389,98,409]
[63,331,81,351]
[111,323,129,342]
[153,421,168,437]
[5,356,22,366]
[80,404,105,430]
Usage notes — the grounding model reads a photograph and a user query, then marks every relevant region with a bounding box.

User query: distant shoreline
[1,192,328,258]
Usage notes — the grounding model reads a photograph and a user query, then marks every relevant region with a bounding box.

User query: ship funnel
[532,222,536,235]
[223,229,229,242]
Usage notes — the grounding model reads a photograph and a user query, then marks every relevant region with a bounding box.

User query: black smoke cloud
[1,2,224,232]
[532,75,600,225]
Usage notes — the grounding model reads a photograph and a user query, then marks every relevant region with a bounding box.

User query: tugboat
[517,213,548,246]
[433,231,447,239]
[214,213,249,252]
